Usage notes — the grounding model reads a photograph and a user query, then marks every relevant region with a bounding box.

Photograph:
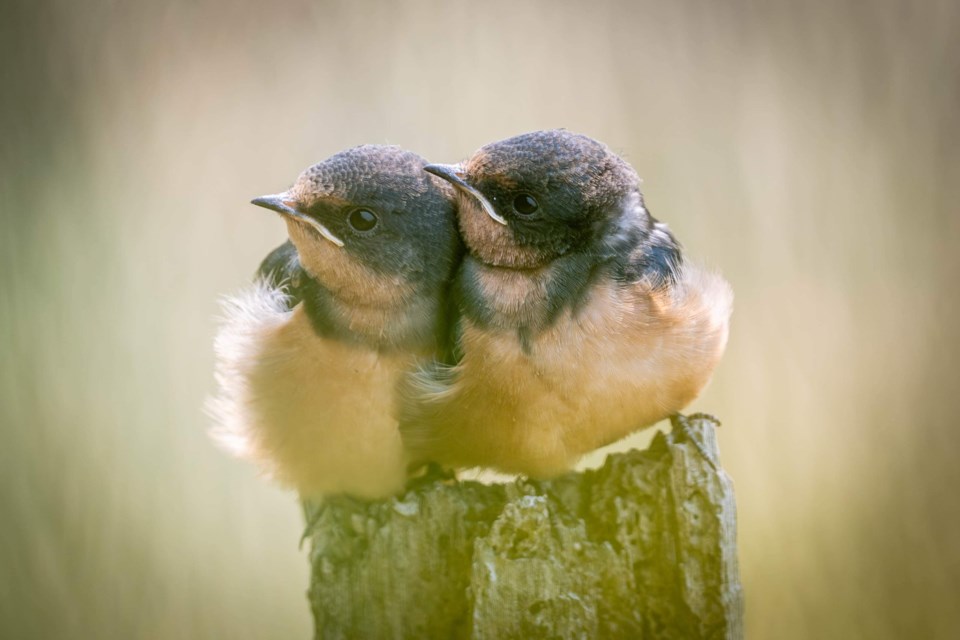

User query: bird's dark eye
[347,208,379,232]
[513,193,539,215]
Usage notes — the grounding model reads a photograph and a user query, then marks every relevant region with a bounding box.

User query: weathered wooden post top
[304,415,743,640]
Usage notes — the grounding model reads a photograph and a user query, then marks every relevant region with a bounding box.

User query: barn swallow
[208,145,461,499]
[401,130,733,478]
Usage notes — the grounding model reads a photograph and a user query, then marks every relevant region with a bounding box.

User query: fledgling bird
[402,130,732,478]
[208,145,461,500]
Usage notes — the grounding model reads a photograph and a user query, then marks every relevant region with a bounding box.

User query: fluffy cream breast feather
[207,282,417,499]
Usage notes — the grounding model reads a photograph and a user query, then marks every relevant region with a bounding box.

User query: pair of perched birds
[209,130,733,500]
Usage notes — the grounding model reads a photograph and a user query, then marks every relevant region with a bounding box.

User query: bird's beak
[251,193,345,247]
[423,164,507,225]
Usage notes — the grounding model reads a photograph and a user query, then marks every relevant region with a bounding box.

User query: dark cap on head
[293,145,446,206]
[467,130,638,197]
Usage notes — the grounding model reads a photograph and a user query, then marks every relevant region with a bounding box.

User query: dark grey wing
[435,281,464,367]
[256,240,308,309]
[620,218,684,289]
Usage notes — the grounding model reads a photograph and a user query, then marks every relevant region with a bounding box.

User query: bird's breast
[210,285,421,498]
[449,268,731,476]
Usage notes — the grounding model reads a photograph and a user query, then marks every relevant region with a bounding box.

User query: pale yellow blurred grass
[2,0,958,638]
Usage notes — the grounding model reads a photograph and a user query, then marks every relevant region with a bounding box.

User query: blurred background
[2,0,958,637]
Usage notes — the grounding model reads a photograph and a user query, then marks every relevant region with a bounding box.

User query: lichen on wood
[304,415,743,639]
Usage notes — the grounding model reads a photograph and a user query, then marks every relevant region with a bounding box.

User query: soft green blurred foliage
[1,0,958,637]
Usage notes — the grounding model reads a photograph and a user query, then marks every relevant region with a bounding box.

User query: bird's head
[424,130,642,270]
[252,145,460,309]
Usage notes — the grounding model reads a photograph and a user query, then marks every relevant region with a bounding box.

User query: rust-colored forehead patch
[461,154,521,191]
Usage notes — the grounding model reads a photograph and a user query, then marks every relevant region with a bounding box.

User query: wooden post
[304,415,743,639]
